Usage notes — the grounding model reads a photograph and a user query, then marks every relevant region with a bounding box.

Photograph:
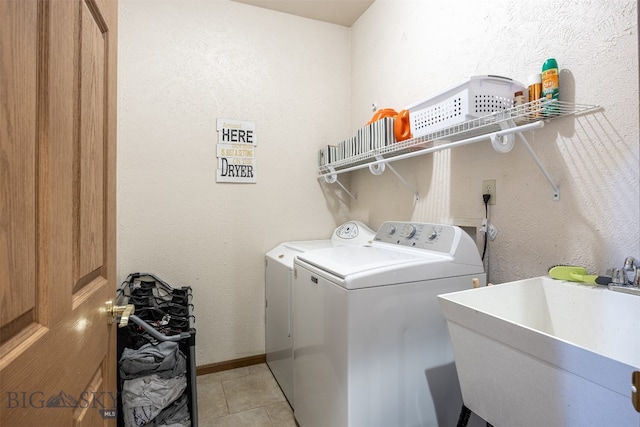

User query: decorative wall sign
[216,119,256,183]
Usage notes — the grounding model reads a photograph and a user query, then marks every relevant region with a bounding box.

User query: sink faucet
[623,256,640,287]
[608,256,640,295]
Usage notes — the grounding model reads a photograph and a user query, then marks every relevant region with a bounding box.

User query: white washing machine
[265,221,375,405]
[293,221,486,427]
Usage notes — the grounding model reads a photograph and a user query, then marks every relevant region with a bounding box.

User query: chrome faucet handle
[623,257,640,287]
[609,268,628,286]
[623,256,640,270]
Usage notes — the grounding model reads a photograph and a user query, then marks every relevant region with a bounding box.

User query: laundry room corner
[116,0,351,366]
[346,0,639,284]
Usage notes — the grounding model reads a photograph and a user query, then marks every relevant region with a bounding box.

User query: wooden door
[0,0,118,425]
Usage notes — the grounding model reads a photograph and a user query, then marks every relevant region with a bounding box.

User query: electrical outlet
[488,224,498,240]
[482,179,496,205]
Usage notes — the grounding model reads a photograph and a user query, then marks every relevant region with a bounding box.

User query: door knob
[632,371,640,412]
[106,301,135,327]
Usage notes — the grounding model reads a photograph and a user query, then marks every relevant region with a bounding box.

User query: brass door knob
[633,371,640,412]
[106,301,135,327]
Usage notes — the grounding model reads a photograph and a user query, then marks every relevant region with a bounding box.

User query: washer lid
[267,239,333,268]
[283,240,334,252]
[295,244,447,279]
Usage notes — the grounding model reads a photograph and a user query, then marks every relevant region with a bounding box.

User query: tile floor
[197,363,297,426]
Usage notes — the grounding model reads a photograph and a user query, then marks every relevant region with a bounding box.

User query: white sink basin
[438,276,640,427]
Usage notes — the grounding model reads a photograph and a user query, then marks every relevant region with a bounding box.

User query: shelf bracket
[492,119,560,201]
[386,163,419,202]
[516,131,560,201]
[370,156,419,202]
[323,168,357,202]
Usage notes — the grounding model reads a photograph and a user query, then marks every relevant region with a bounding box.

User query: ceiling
[231,0,375,27]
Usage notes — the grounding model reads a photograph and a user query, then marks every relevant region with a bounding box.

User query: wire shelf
[318,100,599,175]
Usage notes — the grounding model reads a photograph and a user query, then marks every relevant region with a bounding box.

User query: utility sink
[438,276,640,427]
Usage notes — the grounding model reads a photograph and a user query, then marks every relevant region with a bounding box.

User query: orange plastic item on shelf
[394,109,412,142]
[367,108,397,124]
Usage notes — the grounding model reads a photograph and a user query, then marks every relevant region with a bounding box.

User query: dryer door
[265,256,294,404]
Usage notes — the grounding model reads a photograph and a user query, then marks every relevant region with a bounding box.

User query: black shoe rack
[115,272,197,427]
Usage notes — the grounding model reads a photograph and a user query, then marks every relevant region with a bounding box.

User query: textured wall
[348,0,639,283]
[117,0,350,365]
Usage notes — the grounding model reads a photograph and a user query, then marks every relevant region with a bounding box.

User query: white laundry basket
[406,75,525,137]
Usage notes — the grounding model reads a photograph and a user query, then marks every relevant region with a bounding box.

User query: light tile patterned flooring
[197,363,297,426]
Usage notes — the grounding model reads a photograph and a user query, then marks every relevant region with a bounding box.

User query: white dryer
[265,221,375,405]
[293,221,486,427]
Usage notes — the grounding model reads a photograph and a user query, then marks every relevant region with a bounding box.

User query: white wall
[117,0,351,365]
[348,0,639,283]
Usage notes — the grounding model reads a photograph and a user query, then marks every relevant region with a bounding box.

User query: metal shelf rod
[318,120,544,179]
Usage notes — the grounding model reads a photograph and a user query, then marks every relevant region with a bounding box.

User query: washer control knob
[404,224,417,239]
[387,224,397,235]
[428,228,439,241]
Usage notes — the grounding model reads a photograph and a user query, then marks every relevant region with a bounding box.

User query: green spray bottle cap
[542,58,558,71]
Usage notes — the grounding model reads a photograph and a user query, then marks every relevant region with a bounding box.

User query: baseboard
[196,354,266,376]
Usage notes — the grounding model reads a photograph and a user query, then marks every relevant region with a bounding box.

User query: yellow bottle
[528,73,542,119]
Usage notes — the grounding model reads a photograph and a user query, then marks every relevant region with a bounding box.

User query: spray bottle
[541,58,559,115]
